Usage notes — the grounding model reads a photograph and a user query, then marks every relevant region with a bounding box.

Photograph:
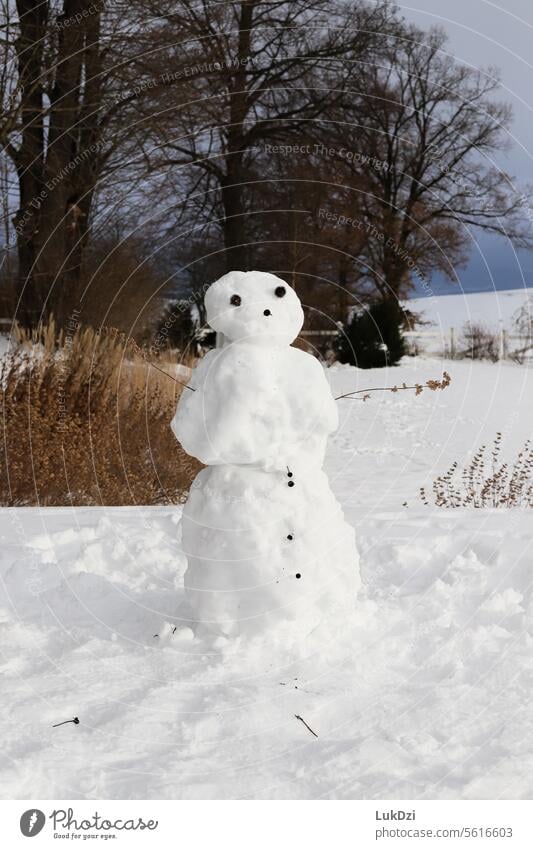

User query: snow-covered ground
[1,357,532,799]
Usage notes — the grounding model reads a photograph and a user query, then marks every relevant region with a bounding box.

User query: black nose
[263,309,271,316]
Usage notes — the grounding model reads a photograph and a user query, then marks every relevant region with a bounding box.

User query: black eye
[230,294,241,306]
[275,286,286,298]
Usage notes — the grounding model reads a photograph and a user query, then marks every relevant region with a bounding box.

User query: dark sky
[399,0,533,294]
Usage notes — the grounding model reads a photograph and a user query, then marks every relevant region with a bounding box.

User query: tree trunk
[13,0,48,323]
[221,162,248,271]
[220,1,255,272]
[12,0,103,327]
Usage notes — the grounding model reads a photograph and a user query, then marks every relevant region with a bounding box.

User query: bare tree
[1,0,162,325]
[325,25,533,301]
[130,0,396,270]
[4,1,101,320]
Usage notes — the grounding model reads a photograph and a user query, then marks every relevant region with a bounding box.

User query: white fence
[298,328,533,362]
[403,328,533,361]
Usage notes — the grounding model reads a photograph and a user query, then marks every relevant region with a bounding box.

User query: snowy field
[1,356,532,799]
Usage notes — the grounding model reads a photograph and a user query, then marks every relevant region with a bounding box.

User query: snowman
[171,271,360,643]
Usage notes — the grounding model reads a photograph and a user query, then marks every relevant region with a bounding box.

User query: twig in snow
[295,714,318,738]
[52,717,80,728]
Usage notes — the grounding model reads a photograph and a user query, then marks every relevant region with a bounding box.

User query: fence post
[502,328,508,360]
[450,327,455,360]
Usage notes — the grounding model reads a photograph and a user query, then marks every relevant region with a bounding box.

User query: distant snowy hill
[405,287,532,333]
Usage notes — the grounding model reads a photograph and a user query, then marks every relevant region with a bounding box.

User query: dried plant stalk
[420,433,533,508]
[336,371,451,402]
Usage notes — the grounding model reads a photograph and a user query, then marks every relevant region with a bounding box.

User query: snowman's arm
[170,351,219,462]
[299,352,339,433]
[172,350,264,465]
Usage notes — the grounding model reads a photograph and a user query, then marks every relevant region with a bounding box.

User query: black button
[263,309,271,316]
[287,534,293,541]
[288,481,295,487]
[295,573,301,579]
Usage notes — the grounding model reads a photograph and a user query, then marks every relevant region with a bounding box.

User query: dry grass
[0,320,201,506]
[420,433,533,508]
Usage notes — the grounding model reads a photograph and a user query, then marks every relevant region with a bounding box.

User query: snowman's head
[205,271,304,346]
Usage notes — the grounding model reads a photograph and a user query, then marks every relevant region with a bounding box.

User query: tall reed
[1,320,200,505]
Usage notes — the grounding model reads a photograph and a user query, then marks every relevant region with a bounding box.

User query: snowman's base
[157,606,358,670]
[179,462,360,643]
